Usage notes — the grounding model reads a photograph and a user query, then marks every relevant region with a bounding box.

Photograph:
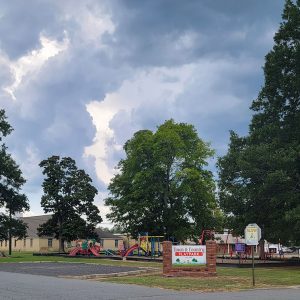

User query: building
[0,215,123,253]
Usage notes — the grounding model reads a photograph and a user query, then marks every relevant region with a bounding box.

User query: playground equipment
[69,239,101,256]
[122,233,164,257]
[199,229,246,260]
[199,229,214,245]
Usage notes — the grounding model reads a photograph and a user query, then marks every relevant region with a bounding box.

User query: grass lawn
[1,252,300,292]
[101,267,300,292]
[0,251,161,268]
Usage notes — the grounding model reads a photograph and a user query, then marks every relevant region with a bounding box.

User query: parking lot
[0,262,144,277]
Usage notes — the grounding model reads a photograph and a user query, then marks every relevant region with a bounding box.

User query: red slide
[123,244,139,257]
[89,246,100,256]
[123,244,147,257]
[69,247,80,256]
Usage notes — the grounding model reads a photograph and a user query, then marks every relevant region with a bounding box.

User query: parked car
[289,246,300,253]
[281,246,294,253]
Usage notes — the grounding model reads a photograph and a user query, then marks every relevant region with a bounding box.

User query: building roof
[20,215,52,238]
[94,228,123,240]
[20,215,123,240]
[214,233,245,244]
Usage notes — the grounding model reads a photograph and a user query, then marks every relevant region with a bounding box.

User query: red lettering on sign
[175,252,203,256]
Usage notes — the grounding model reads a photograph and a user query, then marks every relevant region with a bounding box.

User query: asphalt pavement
[0,271,299,300]
[0,262,142,277]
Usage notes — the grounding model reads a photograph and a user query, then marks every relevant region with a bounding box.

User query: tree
[218,0,300,244]
[0,109,29,254]
[105,119,219,241]
[38,156,102,252]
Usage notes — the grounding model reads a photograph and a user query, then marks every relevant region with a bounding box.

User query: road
[0,271,299,300]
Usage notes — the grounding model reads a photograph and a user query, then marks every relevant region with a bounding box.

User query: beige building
[0,215,123,253]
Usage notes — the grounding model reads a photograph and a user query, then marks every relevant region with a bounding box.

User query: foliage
[0,109,29,249]
[38,156,102,251]
[218,0,300,244]
[106,119,219,241]
[0,215,27,241]
[99,225,124,234]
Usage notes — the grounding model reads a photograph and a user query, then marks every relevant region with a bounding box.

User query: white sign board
[172,245,206,265]
[245,223,261,246]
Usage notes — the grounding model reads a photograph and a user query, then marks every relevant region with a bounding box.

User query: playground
[67,233,164,259]
[33,230,299,269]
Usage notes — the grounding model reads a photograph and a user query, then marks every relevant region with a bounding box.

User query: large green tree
[38,156,102,252]
[218,0,300,244]
[0,109,29,254]
[105,119,219,241]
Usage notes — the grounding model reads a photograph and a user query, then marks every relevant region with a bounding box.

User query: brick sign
[172,245,206,265]
[163,241,217,277]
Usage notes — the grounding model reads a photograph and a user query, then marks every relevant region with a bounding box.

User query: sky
[0,0,285,226]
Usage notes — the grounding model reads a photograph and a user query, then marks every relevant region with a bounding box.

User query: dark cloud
[0,0,285,217]
[104,0,284,66]
[0,1,61,59]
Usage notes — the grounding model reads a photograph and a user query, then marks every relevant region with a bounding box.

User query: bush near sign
[172,245,206,265]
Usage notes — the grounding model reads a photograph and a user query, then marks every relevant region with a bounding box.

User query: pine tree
[0,109,29,255]
[218,0,300,244]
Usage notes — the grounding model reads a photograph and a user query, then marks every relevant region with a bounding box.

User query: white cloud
[19,144,42,181]
[3,34,69,100]
[84,64,196,185]
[174,31,198,50]
[84,57,257,186]
[61,1,115,46]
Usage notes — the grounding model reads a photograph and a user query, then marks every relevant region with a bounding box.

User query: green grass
[101,267,300,292]
[0,251,161,268]
[1,252,300,292]
[172,263,206,267]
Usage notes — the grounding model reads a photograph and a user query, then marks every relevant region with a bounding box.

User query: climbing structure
[122,233,163,257]
[69,239,101,256]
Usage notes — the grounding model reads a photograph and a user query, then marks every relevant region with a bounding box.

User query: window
[48,239,53,248]
[14,239,17,247]
[30,239,33,247]
[23,239,26,247]
[115,240,118,248]
[5,240,7,247]
[99,239,104,247]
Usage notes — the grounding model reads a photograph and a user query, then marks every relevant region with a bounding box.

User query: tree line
[0,112,102,253]
[0,0,299,253]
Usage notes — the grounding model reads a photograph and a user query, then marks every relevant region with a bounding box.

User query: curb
[60,267,160,280]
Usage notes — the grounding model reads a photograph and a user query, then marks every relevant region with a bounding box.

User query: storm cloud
[0,0,284,223]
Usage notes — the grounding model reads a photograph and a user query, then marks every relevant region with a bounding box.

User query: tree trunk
[8,208,12,255]
[259,224,265,259]
[61,238,65,253]
[259,239,265,260]
[8,230,12,256]
[163,163,171,237]
[58,218,63,253]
